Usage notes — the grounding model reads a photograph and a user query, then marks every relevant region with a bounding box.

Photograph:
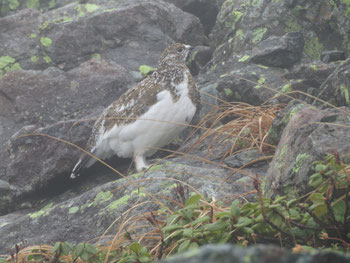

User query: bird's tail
[70,153,94,179]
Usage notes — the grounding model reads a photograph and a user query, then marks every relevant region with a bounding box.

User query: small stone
[321,50,346,63]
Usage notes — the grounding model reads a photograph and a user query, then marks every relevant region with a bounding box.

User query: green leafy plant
[52,241,73,257]
[52,241,97,262]
[3,154,349,262]
[161,153,350,253]
[118,242,152,263]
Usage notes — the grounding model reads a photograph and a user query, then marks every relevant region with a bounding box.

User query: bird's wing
[103,77,165,129]
[84,75,164,151]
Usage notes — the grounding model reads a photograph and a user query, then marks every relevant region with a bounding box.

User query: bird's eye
[177,47,184,53]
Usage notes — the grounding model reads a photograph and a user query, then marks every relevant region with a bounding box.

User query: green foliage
[161,194,236,254]
[161,154,350,253]
[51,241,98,262]
[50,241,152,263]
[139,65,156,76]
[117,242,152,263]
[0,56,22,74]
[4,154,349,262]
[238,55,250,62]
[40,37,52,47]
[92,242,152,263]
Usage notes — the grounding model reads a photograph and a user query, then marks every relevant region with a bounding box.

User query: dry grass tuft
[2,244,84,263]
[193,101,282,161]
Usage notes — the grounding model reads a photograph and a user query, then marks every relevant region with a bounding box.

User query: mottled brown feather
[85,43,199,152]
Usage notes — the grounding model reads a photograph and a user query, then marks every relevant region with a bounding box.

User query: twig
[298,205,336,230]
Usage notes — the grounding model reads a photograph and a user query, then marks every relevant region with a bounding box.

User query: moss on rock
[26,0,39,9]
[340,84,350,104]
[29,202,54,219]
[292,153,309,175]
[40,37,52,47]
[251,27,267,44]
[304,36,323,60]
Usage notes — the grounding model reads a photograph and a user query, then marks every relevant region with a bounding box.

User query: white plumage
[71,43,198,178]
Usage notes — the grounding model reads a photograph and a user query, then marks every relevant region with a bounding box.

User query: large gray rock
[212,63,285,105]
[0,60,130,147]
[321,50,346,63]
[316,58,350,107]
[0,160,258,253]
[162,244,350,263]
[163,0,225,35]
[0,59,130,187]
[282,61,340,103]
[1,120,92,214]
[264,106,350,197]
[0,0,207,72]
[209,0,350,68]
[0,0,209,213]
[0,8,44,71]
[267,102,307,146]
[200,0,350,107]
[250,32,304,68]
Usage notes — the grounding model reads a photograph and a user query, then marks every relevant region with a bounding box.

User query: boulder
[267,102,307,146]
[161,244,350,263]
[0,0,209,210]
[250,32,304,68]
[0,159,260,253]
[0,60,130,147]
[316,58,350,107]
[283,61,340,103]
[2,120,92,214]
[214,63,285,105]
[163,0,225,35]
[0,59,130,184]
[321,50,346,63]
[0,0,207,72]
[264,106,350,197]
[0,9,44,71]
[209,0,350,68]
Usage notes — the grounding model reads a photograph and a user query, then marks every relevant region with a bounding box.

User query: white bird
[70,43,199,178]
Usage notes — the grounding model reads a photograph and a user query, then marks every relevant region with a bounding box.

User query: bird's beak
[186,45,195,62]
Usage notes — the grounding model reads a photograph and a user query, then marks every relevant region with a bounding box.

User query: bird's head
[158,43,192,66]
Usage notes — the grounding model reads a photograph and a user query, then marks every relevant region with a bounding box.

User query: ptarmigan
[70,43,199,178]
